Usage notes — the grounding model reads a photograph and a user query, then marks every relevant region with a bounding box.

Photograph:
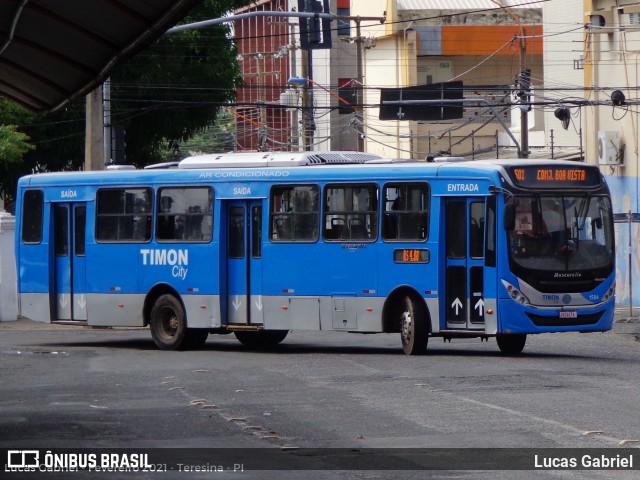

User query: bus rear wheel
[150,294,188,350]
[399,295,428,355]
[496,334,527,355]
[234,330,288,348]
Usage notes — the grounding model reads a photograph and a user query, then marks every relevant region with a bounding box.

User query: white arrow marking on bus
[77,294,86,309]
[474,299,485,316]
[59,294,68,308]
[451,297,463,315]
[255,296,263,311]
[232,296,242,311]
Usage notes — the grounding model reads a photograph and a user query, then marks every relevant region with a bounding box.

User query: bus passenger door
[444,198,486,329]
[52,203,87,322]
[226,201,263,325]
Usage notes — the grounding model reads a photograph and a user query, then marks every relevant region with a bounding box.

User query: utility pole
[336,14,384,152]
[255,56,267,150]
[355,17,364,153]
[103,78,111,165]
[518,29,530,158]
[289,22,300,151]
[84,85,104,171]
[241,53,278,150]
[300,48,315,151]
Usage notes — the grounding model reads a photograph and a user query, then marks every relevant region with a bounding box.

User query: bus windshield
[508,195,614,273]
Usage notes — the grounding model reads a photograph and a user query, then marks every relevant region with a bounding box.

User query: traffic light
[298,0,332,49]
[111,125,126,164]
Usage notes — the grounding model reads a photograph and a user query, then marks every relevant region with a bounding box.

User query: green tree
[0,0,253,197]
[0,124,34,199]
[109,0,252,165]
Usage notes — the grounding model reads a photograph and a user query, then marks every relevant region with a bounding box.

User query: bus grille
[526,311,603,327]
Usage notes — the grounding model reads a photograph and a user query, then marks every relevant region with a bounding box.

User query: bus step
[436,329,487,338]
[226,324,264,331]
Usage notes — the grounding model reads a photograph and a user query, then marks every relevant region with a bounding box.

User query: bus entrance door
[52,203,87,322]
[225,201,264,326]
[444,198,486,330]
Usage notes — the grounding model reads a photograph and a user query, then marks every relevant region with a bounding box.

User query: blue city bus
[14,151,616,355]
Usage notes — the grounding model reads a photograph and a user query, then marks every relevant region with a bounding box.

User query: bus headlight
[502,280,530,305]
[602,283,616,303]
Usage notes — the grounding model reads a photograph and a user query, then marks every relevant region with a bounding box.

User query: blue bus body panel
[14,160,616,339]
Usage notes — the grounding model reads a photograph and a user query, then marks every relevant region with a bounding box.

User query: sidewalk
[0,317,83,330]
[614,305,640,335]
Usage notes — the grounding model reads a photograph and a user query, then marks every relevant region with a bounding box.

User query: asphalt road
[0,312,639,479]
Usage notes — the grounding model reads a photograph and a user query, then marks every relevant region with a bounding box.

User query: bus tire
[399,295,428,355]
[150,294,188,350]
[496,334,527,355]
[234,330,288,348]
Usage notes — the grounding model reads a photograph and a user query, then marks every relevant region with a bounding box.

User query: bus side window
[323,183,378,242]
[270,185,319,242]
[157,187,212,242]
[132,196,152,241]
[382,183,429,242]
[21,190,44,244]
[485,196,496,266]
[96,188,152,242]
[469,201,485,258]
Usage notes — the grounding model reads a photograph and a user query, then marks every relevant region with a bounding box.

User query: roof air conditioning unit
[597,131,621,165]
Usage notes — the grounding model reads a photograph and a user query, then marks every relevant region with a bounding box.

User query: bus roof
[17,157,602,189]
[178,151,383,168]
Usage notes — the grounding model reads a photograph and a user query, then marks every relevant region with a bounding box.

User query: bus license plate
[559,311,577,319]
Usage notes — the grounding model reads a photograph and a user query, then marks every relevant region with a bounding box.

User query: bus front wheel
[399,295,428,355]
[496,334,527,355]
[150,294,188,350]
[234,330,288,348]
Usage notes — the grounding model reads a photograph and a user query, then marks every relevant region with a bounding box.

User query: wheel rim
[400,305,413,345]
[158,306,178,340]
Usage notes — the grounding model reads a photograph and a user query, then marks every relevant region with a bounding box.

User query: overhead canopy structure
[0,0,202,113]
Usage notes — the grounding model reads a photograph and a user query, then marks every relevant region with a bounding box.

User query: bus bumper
[497,299,615,334]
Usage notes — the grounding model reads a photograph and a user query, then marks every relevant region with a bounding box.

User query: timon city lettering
[140,249,188,266]
[140,249,189,280]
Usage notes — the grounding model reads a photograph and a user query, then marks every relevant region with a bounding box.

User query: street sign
[379,81,464,121]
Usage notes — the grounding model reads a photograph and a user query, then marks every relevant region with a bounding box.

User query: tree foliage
[0,0,254,199]
[109,0,254,165]
[0,124,35,198]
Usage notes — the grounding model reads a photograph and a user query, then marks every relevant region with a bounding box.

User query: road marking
[441,392,624,446]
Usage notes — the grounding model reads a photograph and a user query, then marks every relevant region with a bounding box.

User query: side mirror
[593,217,602,229]
[504,203,516,231]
